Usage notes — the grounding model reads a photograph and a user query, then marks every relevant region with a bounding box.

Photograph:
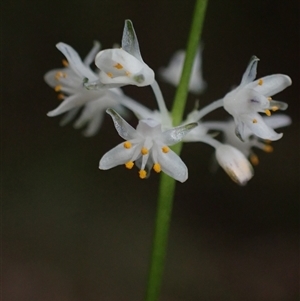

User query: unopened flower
[223,56,292,141]
[99,109,198,182]
[45,42,125,135]
[215,144,254,185]
[159,48,206,94]
[93,20,154,87]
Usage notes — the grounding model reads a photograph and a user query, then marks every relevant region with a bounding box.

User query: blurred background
[3,0,299,300]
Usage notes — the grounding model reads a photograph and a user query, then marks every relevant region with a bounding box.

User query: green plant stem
[145,1,208,301]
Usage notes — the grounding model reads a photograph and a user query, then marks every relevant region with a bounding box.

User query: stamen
[55,71,66,80]
[139,169,147,179]
[162,146,169,153]
[123,141,132,149]
[271,106,279,111]
[57,93,65,100]
[62,59,69,67]
[258,78,263,86]
[141,147,149,155]
[125,161,134,169]
[125,71,131,76]
[252,119,258,124]
[267,96,272,101]
[114,63,123,69]
[107,72,113,78]
[265,109,271,116]
[250,154,259,166]
[153,163,161,173]
[263,145,273,153]
[54,85,62,92]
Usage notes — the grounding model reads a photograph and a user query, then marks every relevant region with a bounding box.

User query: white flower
[99,109,198,182]
[93,20,154,87]
[223,56,292,141]
[204,114,292,165]
[45,42,125,135]
[215,144,254,185]
[159,48,206,94]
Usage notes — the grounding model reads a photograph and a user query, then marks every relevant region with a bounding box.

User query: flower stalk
[145,0,208,300]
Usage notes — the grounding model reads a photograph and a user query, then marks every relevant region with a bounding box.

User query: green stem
[145,1,208,300]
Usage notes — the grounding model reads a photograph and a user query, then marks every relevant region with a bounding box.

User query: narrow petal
[240,56,259,86]
[56,42,98,81]
[59,107,81,126]
[47,94,89,116]
[106,109,138,140]
[156,148,188,183]
[99,143,137,170]
[121,20,143,61]
[83,40,101,66]
[242,113,283,141]
[161,123,198,145]
[247,74,292,96]
[263,114,292,129]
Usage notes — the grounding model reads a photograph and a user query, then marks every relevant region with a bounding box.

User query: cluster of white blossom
[45,20,292,185]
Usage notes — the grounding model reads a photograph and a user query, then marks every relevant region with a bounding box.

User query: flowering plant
[45,2,292,300]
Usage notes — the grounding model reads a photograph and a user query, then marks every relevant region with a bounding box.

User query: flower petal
[99,143,137,170]
[246,74,292,96]
[240,56,259,86]
[161,122,198,145]
[156,148,188,183]
[56,42,98,81]
[242,113,283,141]
[121,20,143,61]
[106,109,138,140]
[263,114,292,129]
[83,40,101,66]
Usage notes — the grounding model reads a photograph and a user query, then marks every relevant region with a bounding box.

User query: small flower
[215,144,254,185]
[223,56,292,141]
[93,20,154,87]
[45,42,125,135]
[99,109,198,182]
[159,48,206,94]
[204,114,292,165]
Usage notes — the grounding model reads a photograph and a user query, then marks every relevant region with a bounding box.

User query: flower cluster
[45,20,292,185]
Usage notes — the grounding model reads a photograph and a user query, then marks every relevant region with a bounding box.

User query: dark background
[3,0,299,300]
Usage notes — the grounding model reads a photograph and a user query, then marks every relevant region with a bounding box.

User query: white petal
[121,20,143,61]
[106,109,138,140]
[263,114,292,129]
[156,148,188,183]
[83,41,101,66]
[242,113,283,141]
[99,143,137,170]
[162,123,198,145]
[240,56,259,86]
[59,107,81,126]
[47,94,89,116]
[246,74,292,96]
[56,42,98,82]
[216,144,253,185]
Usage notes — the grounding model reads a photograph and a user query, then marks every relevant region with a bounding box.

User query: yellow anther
[107,72,113,78]
[162,146,169,153]
[62,59,69,67]
[141,147,149,155]
[271,106,279,112]
[123,141,132,149]
[267,96,272,101]
[125,71,131,76]
[139,169,147,179]
[55,71,66,80]
[264,139,272,144]
[263,145,273,153]
[57,93,65,100]
[54,85,62,92]
[250,154,259,166]
[258,78,263,86]
[114,63,123,69]
[153,163,161,173]
[252,119,258,124]
[265,109,271,116]
[125,161,134,169]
